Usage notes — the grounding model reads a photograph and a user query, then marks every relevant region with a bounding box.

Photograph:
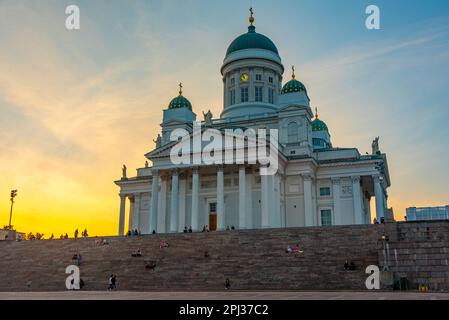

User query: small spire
[315,107,319,119]
[292,66,296,79]
[179,82,183,95]
[249,7,255,26]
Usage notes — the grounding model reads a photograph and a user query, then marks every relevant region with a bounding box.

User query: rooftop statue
[203,110,213,127]
[153,134,162,149]
[122,165,127,179]
[372,137,380,155]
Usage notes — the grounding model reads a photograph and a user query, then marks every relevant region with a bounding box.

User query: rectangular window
[209,203,217,213]
[230,78,235,86]
[255,87,263,102]
[268,88,274,104]
[321,209,332,226]
[256,74,262,81]
[268,76,273,83]
[320,187,331,196]
[230,89,235,104]
[241,87,249,102]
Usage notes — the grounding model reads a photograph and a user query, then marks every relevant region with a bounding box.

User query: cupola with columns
[221,8,284,119]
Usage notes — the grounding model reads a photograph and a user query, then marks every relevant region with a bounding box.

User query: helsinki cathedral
[115,10,391,235]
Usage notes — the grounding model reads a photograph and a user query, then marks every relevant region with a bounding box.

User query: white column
[191,167,200,231]
[132,194,141,231]
[128,198,134,232]
[217,166,225,231]
[118,195,126,236]
[332,178,342,225]
[261,169,270,228]
[158,177,167,233]
[374,175,385,220]
[170,171,179,233]
[178,177,186,232]
[303,174,314,227]
[273,173,281,228]
[352,176,364,225]
[238,166,247,229]
[246,172,253,229]
[150,170,159,233]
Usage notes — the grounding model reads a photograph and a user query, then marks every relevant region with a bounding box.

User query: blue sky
[0,0,448,234]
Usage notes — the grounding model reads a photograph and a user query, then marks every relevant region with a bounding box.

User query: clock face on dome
[240,73,249,82]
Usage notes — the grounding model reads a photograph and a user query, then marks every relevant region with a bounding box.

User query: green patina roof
[281,79,308,95]
[168,95,192,110]
[226,26,279,56]
[312,118,328,132]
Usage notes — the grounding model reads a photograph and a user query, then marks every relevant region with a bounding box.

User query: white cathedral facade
[115,14,391,235]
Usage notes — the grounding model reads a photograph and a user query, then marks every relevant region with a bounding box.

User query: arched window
[287,122,299,143]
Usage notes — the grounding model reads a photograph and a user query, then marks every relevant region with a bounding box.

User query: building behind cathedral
[115,12,391,235]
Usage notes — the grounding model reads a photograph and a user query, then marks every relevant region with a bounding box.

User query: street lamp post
[9,190,18,230]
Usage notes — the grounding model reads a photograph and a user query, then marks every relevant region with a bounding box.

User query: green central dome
[312,118,328,132]
[226,25,279,56]
[168,95,192,111]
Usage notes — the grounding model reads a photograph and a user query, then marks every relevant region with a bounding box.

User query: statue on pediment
[372,137,380,155]
[122,165,127,179]
[203,110,213,127]
[153,134,162,148]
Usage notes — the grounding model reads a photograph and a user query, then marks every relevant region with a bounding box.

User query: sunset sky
[1,0,448,237]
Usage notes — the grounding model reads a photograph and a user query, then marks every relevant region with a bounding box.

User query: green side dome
[226,25,279,56]
[312,118,328,132]
[168,95,192,110]
[281,79,308,95]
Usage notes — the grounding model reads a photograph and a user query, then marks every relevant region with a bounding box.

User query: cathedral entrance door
[209,202,217,231]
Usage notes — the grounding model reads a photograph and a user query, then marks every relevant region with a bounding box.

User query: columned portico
[302,174,313,227]
[150,170,159,233]
[374,175,385,220]
[217,166,225,231]
[191,167,200,231]
[352,176,363,225]
[118,195,126,236]
[170,170,179,232]
[332,178,342,225]
[238,166,247,229]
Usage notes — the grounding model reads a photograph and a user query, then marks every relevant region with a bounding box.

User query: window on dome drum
[241,87,249,103]
[321,209,332,226]
[230,89,235,105]
[268,88,274,104]
[320,187,331,197]
[255,87,263,102]
[268,77,273,84]
[256,74,262,81]
[287,122,299,143]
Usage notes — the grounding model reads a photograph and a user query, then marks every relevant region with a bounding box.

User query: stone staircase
[0,225,380,292]
[1,222,447,292]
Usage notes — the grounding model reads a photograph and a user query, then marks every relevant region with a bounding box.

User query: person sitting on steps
[131,249,143,257]
[145,261,156,270]
[349,261,356,271]
[344,260,350,270]
[188,226,193,233]
[159,241,169,249]
[183,226,188,233]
